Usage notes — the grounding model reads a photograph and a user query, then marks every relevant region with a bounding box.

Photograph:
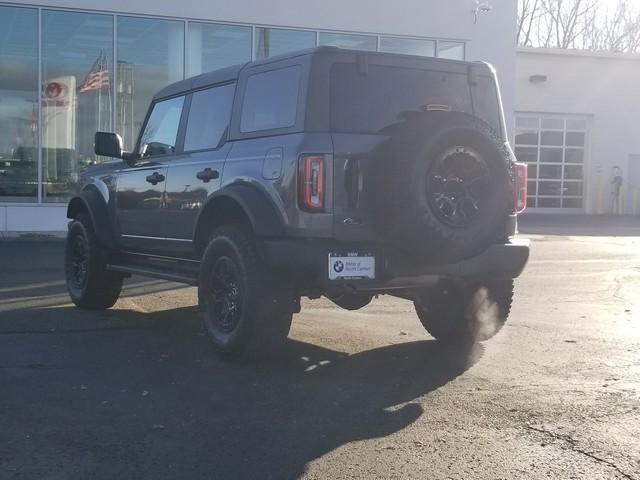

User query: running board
[107,264,198,285]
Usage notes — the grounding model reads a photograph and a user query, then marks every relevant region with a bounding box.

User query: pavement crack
[524,425,637,480]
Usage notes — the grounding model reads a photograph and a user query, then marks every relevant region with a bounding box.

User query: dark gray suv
[64,47,529,359]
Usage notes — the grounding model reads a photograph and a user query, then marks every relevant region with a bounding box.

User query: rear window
[330,63,501,136]
[240,66,301,133]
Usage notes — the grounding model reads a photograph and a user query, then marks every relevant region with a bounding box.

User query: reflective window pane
[514,147,538,164]
[42,10,113,202]
[184,84,235,151]
[564,165,583,180]
[541,131,563,146]
[515,130,538,146]
[188,23,251,76]
[538,197,561,208]
[540,148,563,163]
[117,17,184,151]
[566,119,586,130]
[541,118,563,130]
[255,28,315,59]
[539,164,562,179]
[139,96,185,157]
[319,32,377,51]
[0,6,38,202]
[566,132,585,147]
[437,41,465,60]
[563,182,583,196]
[565,149,584,164]
[538,181,562,196]
[241,66,301,132]
[380,37,435,57]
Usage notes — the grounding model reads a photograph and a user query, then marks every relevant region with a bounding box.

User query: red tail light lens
[513,162,528,214]
[298,155,325,212]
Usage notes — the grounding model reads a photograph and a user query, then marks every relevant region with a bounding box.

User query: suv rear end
[259,48,528,294]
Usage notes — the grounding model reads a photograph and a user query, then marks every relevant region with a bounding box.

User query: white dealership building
[1,0,638,236]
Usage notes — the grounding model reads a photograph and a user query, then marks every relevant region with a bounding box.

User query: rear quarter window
[240,65,301,133]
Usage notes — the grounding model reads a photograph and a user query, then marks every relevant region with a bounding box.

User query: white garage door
[514,115,587,210]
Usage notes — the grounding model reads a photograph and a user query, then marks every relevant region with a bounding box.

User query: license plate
[328,252,375,280]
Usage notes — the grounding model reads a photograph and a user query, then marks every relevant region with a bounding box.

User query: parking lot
[1,216,639,479]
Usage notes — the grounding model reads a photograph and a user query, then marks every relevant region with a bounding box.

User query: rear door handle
[145,171,165,185]
[196,168,220,183]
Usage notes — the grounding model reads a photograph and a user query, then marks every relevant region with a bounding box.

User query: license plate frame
[328,251,376,281]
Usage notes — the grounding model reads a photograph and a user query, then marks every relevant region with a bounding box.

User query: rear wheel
[198,226,294,360]
[414,279,514,345]
[65,213,122,309]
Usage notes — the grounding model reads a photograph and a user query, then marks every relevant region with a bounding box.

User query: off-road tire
[198,225,294,360]
[414,279,514,345]
[375,112,512,263]
[65,213,123,309]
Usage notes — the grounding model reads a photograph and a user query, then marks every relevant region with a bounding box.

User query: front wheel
[65,213,123,309]
[198,226,294,360]
[414,279,514,345]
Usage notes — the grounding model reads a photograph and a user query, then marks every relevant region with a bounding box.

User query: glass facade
[117,17,184,152]
[255,28,315,59]
[0,3,466,205]
[0,6,38,202]
[41,10,113,202]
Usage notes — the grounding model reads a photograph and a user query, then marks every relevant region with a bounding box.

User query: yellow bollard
[596,175,604,215]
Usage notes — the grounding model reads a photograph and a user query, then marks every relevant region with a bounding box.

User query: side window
[184,83,235,151]
[139,96,185,157]
[240,65,301,133]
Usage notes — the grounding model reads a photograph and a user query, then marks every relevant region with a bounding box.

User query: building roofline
[517,46,640,62]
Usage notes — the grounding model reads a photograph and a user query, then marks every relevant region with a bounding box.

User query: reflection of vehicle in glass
[64,47,530,361]
[0,154,38,196]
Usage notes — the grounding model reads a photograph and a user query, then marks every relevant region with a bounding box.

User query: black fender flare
[193,184,286,253]
[66,188,117,249]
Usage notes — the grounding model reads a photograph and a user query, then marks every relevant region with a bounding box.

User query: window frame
[133,93,188,162]
[230,57,310,140]
[181,81,237,154]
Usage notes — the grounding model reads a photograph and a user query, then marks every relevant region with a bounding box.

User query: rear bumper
[258,237,530,293]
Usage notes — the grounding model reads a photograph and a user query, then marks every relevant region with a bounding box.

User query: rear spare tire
[376,112,512,263]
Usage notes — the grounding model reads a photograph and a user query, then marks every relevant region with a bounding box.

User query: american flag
[78,52,109,93]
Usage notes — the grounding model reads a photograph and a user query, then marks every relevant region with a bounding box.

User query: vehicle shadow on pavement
[1,305,482,480]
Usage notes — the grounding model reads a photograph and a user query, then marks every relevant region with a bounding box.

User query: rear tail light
[513,162,528,214]
[298,155,325,212]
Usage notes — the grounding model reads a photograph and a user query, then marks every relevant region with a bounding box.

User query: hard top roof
[153,46,478,100]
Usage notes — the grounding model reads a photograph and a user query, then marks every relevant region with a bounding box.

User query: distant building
[516,47,640,214]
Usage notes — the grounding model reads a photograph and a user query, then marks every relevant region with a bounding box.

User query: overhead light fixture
[473,0,492,24]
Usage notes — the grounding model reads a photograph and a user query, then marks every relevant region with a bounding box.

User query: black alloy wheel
[207,256,243,334]
[427,146,491,228]
[69,234,89,290]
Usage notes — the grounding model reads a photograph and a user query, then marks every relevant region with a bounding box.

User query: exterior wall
[516,47,640,214]
[1,0,517,233]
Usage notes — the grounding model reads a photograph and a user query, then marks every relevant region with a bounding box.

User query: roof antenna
[473,0,492,24]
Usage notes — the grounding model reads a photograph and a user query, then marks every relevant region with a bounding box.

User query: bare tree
[517,0,640,53]
[517,0,542,46]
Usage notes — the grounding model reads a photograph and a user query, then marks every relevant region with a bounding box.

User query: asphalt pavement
[1,217,639,479]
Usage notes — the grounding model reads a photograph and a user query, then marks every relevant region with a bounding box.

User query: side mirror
[95,132,124,158]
